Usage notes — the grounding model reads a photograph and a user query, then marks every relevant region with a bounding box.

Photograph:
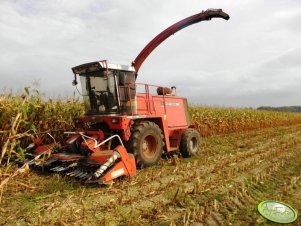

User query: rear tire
[180,128,200,158]
[127,121,163,168]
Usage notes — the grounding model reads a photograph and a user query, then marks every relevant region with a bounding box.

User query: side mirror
[72,80,78,86]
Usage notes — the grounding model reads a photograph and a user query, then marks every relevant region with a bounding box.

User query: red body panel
[89,150,114,164]
[75,89,190,152]
[34,143,56,155]
[100,145,136,183]
[136,94,189,127]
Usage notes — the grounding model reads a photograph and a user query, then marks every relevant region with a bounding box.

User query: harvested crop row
[2,124,300,225]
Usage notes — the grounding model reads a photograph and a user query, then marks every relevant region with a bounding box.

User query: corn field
[1,89,301,163]
[190,106,301,136]
[1,90,301,225]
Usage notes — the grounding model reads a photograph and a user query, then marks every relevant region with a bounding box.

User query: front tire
[127,121,163,168]
[180,128,200,158]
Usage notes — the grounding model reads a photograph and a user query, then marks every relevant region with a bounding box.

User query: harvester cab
[72,61,137,116]
[26,9,229,184]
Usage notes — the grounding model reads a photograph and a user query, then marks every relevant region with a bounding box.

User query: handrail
[64,132,124,148]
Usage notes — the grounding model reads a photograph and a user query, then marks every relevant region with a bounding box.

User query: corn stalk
[0,96,26,165]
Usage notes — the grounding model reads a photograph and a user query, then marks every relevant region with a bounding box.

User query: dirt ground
[1,124,301,225]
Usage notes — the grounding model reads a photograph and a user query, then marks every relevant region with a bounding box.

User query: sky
[0,0,301,108]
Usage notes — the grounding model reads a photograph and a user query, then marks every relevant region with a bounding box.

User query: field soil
[1,124,301,225]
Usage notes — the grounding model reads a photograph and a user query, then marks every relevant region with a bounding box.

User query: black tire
[180,128,200,158]
[127,121,163,168]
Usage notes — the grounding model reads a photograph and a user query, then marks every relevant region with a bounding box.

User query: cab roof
[72,60,135,75]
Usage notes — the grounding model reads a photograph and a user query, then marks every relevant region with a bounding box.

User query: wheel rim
[142,135,158,159]
[189,137,198,153]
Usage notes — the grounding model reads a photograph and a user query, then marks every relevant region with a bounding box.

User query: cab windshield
[80,70,119,115]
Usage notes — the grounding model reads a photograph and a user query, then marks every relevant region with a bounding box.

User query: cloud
[0,0,300,107]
